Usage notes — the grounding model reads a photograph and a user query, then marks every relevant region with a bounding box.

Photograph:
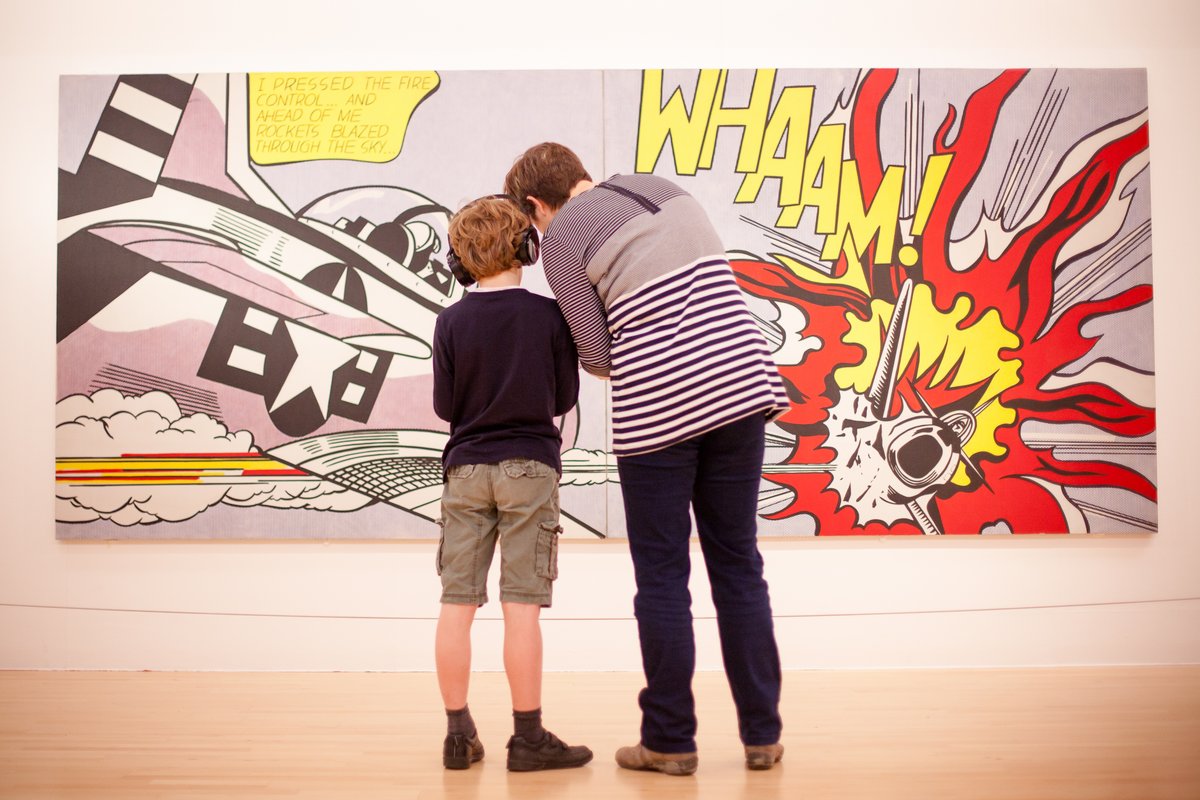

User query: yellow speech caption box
[248,72,440,165]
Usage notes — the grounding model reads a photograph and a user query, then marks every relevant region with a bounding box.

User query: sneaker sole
[746,753,782,770]
[618,757,698,776]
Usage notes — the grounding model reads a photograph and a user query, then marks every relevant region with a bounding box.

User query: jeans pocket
[448,464,476,480]
[535,521,562,580]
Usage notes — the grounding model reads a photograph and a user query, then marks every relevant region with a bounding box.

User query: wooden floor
[1,667,1197,799]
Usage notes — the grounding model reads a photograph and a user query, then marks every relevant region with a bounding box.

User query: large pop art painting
[55,69,1156,539]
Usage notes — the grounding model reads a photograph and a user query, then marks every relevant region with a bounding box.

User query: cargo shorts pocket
[535,521,562,580]
[503,459,551,479]
[435,520,445,577]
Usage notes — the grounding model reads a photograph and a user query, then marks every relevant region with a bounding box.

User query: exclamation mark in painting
[898,153,953,267]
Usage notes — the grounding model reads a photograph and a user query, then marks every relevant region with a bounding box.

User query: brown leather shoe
[506,730,593,771]
[443,732,484,769]
[615,743,698,776]
[745,742,784,770]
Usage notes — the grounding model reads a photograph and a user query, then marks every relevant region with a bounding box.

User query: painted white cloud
[560,447,616,486]
[56,389,370,526]
[224,482,372,512]
[57,389,252,458]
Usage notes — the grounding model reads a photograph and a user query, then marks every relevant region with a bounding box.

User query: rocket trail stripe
[57,465,289,473]
[110,82,186,134]
[88,131,165,182]
[57,457,295,471]
[56,468,239,475]
[59,471,307,480]
[57,466,306,475]
[60,472,229,479]
[121,452,264,458]
[59,459,260,465]
[58,476,202,484]
[56,453,310,487]
[59,470,306,479]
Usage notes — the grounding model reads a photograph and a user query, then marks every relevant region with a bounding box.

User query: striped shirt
[541,173,789,456]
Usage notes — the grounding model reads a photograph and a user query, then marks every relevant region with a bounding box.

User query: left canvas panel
[55,72,611,540]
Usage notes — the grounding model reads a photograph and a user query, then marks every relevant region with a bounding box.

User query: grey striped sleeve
[541,231,612,377]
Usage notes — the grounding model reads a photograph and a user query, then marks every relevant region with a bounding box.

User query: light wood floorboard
[1,667,1198,799]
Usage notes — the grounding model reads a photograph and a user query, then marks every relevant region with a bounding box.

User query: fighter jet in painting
[55,73,603,537]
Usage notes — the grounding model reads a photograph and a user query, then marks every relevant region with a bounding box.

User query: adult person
[504,143,789,775]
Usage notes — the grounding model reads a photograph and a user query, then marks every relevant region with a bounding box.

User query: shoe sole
[444,744,484,770]
[618,757,698,776]
[746,752,782,770]
[507,752,594,772]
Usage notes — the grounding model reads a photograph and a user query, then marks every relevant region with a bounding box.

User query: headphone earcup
[514,227,539,266]
[446,248,476,287]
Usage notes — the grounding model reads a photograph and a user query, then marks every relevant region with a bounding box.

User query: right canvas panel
[603,68,1155,536]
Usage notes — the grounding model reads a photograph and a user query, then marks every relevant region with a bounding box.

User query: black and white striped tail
[59,74,197,218]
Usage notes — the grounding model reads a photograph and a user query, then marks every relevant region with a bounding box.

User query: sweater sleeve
[431,313,453,422]
[541,233,612,378]
[553,316,580,416]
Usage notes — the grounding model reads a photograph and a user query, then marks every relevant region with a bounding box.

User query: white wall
[2,0,1198,671]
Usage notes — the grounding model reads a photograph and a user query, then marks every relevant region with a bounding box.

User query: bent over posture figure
[505,143,789,774]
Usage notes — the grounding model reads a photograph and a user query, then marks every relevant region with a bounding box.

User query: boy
[431,194,592,772]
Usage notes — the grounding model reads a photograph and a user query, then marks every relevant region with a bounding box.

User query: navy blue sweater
[432,287,579,474]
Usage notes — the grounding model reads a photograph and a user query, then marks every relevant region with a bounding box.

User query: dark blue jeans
[616,413,782,753]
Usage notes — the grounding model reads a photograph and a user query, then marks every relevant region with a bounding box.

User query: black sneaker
[443,732,484,770]
[506,730,593,771]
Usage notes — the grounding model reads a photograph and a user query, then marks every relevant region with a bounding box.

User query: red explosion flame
[734,69,1155,535]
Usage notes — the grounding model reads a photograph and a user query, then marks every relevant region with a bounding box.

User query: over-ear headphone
[446,194,540,287]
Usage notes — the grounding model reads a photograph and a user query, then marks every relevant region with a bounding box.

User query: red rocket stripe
[120,452,265,458]
[58,476,202,483]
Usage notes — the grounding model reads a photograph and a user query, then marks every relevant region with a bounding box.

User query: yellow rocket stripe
[56,458,293,472]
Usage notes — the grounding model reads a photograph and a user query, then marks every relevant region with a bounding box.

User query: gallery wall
[1,0,1198,670]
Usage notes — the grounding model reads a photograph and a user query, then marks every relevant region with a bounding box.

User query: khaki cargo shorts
[436,458,562,607]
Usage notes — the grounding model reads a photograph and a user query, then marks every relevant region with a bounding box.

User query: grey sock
[513,708,545,742]
[446,705,476,738]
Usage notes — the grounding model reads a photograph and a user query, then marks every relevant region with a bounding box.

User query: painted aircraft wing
[267,430,605,538]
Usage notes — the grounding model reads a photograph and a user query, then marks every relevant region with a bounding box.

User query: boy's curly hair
[448,197,531,281]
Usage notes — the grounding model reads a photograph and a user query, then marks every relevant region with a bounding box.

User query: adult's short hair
[504,142,592,217]
[448,197,531,281]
